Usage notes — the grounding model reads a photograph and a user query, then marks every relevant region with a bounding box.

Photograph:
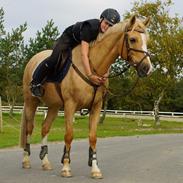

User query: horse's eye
[129,38,136,44]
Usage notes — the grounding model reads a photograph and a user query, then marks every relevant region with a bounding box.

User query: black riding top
[62,19,101,49]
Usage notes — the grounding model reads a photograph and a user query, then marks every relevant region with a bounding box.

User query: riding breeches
[32,33,74,85]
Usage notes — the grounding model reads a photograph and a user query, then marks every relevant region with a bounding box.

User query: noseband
[121,28,150,69]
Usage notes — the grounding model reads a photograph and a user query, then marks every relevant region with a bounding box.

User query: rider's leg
[30,33,72,97]
[30,39,64,97]
[30,57,52,97]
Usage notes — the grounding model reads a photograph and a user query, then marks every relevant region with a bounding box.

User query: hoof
[91,171,103,179]
[42,163,53,170]
[61,170,72,178]
[22,161,31,169]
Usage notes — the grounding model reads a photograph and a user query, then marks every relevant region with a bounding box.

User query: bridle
[91,27,151,79]
[120,28,151,70]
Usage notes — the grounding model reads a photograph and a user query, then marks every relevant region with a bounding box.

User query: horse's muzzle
[137,61,152,77]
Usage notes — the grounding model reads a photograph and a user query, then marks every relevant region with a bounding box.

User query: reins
[72,62,99,115]
[71,63,99,88]
[94,61,131,79]
[104,28,150,97]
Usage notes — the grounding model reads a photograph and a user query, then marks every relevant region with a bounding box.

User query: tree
[0,7,27,114]
[24,19,60,62]
[0,8,27,113]
[116,0,183,124]
[0,9,60,111]
[167,78,183,111]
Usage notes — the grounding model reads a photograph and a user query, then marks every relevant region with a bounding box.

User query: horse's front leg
[88,101,103,179]
[61,101,75,177]
[40,107,59,170]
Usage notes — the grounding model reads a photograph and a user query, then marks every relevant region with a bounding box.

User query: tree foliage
[0,8,60,110]
[25,19,59,61]
[0,8,27,109]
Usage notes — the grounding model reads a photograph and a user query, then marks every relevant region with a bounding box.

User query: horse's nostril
[137,65,149,77]
[138,71,147,77]
[142,64,147,71]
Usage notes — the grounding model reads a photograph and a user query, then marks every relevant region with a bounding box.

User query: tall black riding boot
[30,58,51,97]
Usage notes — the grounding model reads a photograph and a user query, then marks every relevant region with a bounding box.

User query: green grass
[0,113,183,148]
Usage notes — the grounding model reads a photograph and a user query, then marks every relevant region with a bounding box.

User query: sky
[0,0,182,42]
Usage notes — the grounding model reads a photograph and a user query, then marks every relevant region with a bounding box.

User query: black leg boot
[30,58,51,97]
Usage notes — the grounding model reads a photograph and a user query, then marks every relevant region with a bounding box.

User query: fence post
[0,96,3,132]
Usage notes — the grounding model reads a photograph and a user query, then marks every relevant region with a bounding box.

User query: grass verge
[0,113,183,148]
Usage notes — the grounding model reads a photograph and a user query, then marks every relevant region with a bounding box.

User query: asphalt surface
[1,134,183,183]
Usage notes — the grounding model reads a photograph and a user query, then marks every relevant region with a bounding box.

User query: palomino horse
[20,15,152,179]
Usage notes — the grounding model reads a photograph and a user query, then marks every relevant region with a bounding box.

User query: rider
[30,8,121,97]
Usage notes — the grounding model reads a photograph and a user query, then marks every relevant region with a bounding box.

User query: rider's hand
[88,74,104,85]
[101,72,109,83]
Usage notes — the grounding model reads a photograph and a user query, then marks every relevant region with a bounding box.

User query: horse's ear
[129,15,136,26]
[143,17,151,27]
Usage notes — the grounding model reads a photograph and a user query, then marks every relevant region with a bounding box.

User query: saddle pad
[46,56,72,83]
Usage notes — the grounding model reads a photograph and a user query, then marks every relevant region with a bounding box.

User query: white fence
[1,105,183,118]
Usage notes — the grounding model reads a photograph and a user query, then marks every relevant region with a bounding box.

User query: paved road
[1,134,183,183]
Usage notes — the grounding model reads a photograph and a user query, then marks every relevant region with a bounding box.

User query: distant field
[1,113,183,148]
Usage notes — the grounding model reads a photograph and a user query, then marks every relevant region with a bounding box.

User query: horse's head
[120,15,152,77]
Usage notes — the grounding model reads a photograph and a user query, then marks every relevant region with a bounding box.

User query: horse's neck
[89,32,122,75]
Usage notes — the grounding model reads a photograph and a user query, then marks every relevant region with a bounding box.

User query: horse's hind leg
[40,106,59,170]
[21,97,39,169]
[88,101,103,179]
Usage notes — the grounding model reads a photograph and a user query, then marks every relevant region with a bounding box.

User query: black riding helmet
[100,8,120,25]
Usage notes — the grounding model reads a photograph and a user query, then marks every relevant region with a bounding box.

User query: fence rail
[1,106,183,118]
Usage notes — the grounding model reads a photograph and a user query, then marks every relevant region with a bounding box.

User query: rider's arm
[80,40,92,77]
[81,41,103,85]
[80,23,103,85]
